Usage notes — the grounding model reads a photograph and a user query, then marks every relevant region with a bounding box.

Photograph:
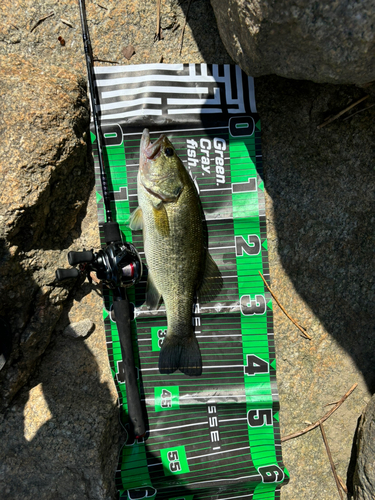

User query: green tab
[258,180,264,191]
[262,239,268,250]
[267,300,273,310]
[151,326,167,352]
[103,309,109,320]
[154,386,180,412]
[256,120,261,130]
[160,445,190,476]
[274,411,279,422]
[90,131,96,144]
[271,359,277,370]
[96,191,102,203]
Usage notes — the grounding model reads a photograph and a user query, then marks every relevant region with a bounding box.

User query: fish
[129,129,221,376]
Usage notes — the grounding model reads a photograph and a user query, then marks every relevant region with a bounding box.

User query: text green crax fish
[129,129,221,376]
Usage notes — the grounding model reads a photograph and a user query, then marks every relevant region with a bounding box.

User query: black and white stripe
[93,63,257,122]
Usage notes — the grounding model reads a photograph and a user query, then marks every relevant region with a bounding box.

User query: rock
[63,319,95,338]
[210,0,375,84]
[0,323,120,500]
[0,317,12,370]
[0,53,93,411]
[353,395,375,499]
[0,1,374,500]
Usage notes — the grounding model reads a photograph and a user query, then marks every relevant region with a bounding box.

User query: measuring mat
[90,63,289,500]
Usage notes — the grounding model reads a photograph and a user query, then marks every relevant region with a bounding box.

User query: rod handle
[113,297,145,438]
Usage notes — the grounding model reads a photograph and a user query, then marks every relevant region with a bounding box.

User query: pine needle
[281,383,358,442]
[318,95,369,128]
[259,271,311,340]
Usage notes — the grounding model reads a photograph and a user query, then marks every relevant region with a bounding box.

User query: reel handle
[68,250,94,266]
[55,268,80,281]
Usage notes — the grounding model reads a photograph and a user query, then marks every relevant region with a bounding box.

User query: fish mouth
[140,129,165,160]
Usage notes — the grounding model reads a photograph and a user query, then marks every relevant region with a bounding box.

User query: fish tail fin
[159,334,202,376]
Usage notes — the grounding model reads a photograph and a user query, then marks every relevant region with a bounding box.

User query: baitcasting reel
[56,238,142,290]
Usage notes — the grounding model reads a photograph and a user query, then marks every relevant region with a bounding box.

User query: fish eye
[165,147,174,157]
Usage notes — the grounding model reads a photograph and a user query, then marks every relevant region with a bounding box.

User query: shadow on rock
[255,76,375,391]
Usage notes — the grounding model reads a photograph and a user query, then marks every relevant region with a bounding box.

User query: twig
[156,0,161,40]
[318,95,369,128]
[93,58,119,64]
[258,271,311,340]
[281,383,358,442]
[337,474,348,494]
[179,0,193,55]
[343,103,375,121]
[97,3,108,9]
[61,18,74,28]
[320,422,344,500]
[30,12,54,33]
[324,400,340,407]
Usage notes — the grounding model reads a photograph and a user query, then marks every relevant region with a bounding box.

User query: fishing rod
[56,0,145,439]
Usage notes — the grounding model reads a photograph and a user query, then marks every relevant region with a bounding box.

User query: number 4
[244,355,269,376]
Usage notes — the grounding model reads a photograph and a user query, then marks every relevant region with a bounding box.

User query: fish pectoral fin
[129,206,143,231]
[198,252,223,303]
[152,203,170,237]
[145,272,162,310]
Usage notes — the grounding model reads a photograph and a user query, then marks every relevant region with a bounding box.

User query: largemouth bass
[129,129,221,376]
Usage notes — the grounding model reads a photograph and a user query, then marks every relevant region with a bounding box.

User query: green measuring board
[91,63,288,499]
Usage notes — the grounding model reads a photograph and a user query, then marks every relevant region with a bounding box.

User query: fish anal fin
[145,272,162,310]
[152,203,169,237]
[198,252,223,304]
[129,206,143,231]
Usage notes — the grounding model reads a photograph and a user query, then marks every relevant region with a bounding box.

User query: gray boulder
[210,0,375,84]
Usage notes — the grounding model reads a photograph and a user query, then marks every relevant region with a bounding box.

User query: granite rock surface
[0,1,374,499]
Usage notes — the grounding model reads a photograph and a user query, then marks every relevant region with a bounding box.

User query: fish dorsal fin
[198,252,223,304]
[145,271,162,310]
[152,203,170,237]
[129,206,143,231]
